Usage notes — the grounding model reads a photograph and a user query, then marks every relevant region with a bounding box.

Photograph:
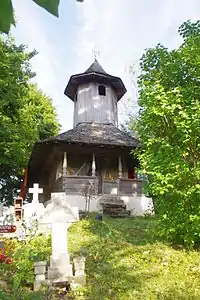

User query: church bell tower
[64,59,127,127]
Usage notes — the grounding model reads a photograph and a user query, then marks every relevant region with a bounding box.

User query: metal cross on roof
[29,183,43,203]
[92,46,100,60]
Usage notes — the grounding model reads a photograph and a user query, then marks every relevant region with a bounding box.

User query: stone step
[103,208,131,218]
[98,195,125,207]
[99,194,131,218]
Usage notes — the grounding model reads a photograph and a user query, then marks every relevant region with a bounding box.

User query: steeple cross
[29,183,43,203]
[92,46,100,60]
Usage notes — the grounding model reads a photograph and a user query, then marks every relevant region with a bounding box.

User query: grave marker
[0,203,3,217]
[29,183,43,203]
[40,192,79,283]
[24,183,44,222]
[0,241,4,253]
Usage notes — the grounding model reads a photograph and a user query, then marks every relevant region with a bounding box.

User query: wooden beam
[63,152,67,176]
[118,156,122,178]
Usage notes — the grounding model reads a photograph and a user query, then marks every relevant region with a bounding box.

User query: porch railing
[63,176,98,195]
[118,178,144,195]
[54,176,144,196]
[102,180,118,194]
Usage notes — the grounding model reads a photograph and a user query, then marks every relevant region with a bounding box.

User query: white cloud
[75,0,200,124]
[11,0,200,131]
[12,0,57,95]
[11,0,76,131]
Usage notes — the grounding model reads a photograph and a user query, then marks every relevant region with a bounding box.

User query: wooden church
[28,59,153,215]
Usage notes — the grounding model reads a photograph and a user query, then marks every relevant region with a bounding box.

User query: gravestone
[0,203,4,225]
[0,203,3,217]
[24,183,44,223]
[40,192,79,283]
[0,240,4,253]
[0,205,15,225]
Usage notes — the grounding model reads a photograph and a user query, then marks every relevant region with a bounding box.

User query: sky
[11,0,200,132]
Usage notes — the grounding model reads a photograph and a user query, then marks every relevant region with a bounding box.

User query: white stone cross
[40,193,79,282]
[29,183,43,203]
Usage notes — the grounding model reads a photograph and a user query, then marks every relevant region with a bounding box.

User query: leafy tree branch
[0,0,84,34]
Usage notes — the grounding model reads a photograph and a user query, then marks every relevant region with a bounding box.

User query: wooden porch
[53,175,144,196]
[50,149,143,197]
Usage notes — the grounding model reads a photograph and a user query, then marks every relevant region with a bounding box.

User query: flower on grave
[6,258,12,264]
[0,253,6,262]
[0,253,12,264]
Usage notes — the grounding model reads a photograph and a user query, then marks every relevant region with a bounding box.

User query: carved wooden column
[118,156,122,178]
[63,152,67,176]
[92,154,96,177]
[62,152,67,191]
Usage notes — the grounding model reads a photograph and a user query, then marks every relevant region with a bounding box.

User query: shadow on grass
[86,215,160,246]
[70,215,167,299]
[69,215,200,299]
[84,260,161,300]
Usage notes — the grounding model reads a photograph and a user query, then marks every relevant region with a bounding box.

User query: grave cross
[40,193,79,281]
[29,183,43,203]
[0,202,3,217]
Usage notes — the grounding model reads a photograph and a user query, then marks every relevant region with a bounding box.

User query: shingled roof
[41,123,138,148]
[84,59,107,74]
[28,123,139,183]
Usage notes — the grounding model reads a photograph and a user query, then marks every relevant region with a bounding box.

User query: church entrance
[96,156,118,195]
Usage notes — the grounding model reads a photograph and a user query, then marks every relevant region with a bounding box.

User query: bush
[0,235,51,290]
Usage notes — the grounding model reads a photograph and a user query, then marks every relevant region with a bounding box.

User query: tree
[135,20,200,247]
[0,35,60,204]
[120,64,140,137]
[0,0,84,34]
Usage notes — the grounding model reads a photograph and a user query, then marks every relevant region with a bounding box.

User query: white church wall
[73,83,118,127]
[66,193,154,216]
[121,195,154,216]
[66,194,100,212]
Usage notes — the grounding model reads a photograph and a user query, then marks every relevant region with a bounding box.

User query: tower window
[98,85,106,96]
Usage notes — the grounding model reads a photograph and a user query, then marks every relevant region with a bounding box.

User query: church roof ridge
[84,59,107,75]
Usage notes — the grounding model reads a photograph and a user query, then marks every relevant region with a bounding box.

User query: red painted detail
[0,225,16,233]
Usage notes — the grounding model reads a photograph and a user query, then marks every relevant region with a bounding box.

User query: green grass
[68,215,200,300]
[1,215,200,299]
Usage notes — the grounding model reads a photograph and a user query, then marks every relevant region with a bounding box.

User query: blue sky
[11,0,200,132]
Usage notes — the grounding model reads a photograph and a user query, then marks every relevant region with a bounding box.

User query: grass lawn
[68,215,200,300]
[1,215,200,299]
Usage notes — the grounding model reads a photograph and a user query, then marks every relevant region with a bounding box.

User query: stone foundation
[34,257,86,291]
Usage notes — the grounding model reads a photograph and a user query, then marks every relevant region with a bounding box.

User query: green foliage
[33,0,60,17]
[135,20,200,247]
[0,235,51,291]
[0,0,84,34]
[0,35,60,204]
[0,1,14,34]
